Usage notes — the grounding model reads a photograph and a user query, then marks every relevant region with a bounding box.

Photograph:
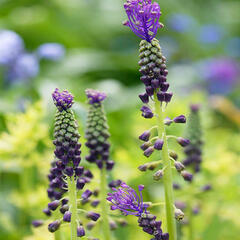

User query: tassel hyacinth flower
[123,0,164,42]
[123,1,191,240]
[107,183,169,240]
[174,105,212,240]
[85,89,113,240]
[35,89,100,240]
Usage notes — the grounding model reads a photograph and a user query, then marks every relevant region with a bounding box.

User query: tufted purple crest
[107,182,147,216]
[123,0,163,42]
[85,89,107,104]
[52,88,74,111]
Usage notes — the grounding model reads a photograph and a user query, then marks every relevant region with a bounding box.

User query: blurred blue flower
[166,13,195,33]
[37,43,65,61]
[197,24,223,44]
[6,54,39,83]
[200,58,239,94]
[225,37,240,58]
[0,30,24,65]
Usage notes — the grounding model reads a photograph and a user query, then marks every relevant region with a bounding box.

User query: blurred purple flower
[167,13,195,33]
[85,89,107,104]
[6,53,39,83]
[201,58,239,94]
[37,43,65,61]
[0,30,24,65]
[123,0,163,42]
[197,24,223,44]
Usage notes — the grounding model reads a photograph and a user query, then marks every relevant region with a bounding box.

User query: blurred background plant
[0,0,239,239]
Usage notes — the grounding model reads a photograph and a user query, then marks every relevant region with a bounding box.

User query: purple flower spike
[123,0,163,42]
[85,89,107,104]
[52,88,74,111]
[107,182,147,216]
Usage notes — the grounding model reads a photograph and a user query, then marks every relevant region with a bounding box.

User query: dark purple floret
[85,89,106,104]
[32,220,44,228]
[86,211,100,221]
[63,211,72,222]
[139,130,151,141]
[165,92,173,103]
[106,160,115,170]
[52,88,74,111]
[154,139,164,150]
[43,208,52,216]
[65,167,74,177]
[107,182,147,216]
[174,161,185,172]
[144,146,154,157]
[173,115,186,123]
[48,200,60,211]
[76,178,86,189]
[91,200,100,208]
[75,166,84,176]
[139,92,149,103]
[48,220,61,233]
[77,226,85,237]
[82,189,92,200]
[181,170,193,182]
[177,137,190,147]
[60,204,69,214]
[141,105,154,118]
[123,0,163,42]
[201,184,212,192]
[108,179,122,188]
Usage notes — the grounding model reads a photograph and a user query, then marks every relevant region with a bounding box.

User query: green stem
[54,210,64,240]
[67,177,78,240]
[188,206,194,240]
[154,93,177,240]
[54,229,63,240]
[100,166,111,240]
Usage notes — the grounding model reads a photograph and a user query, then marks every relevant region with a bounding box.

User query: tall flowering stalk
[178,104,211,240]
[123,1,191,239]
[107,183,169,240]
[33,89,100,240]
[85,89,114,240]
[183,105,203,173]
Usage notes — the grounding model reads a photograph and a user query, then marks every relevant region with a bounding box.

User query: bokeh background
[0,0,240,239]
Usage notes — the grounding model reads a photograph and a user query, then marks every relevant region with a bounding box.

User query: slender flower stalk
[154,93,177,240]
[122,1,191,239]
[85,89,113,240]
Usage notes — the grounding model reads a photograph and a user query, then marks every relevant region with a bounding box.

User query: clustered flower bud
[107,183,169,240]
[85,89,114,170]
[138,214,169,240]
[138,39,172,107]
